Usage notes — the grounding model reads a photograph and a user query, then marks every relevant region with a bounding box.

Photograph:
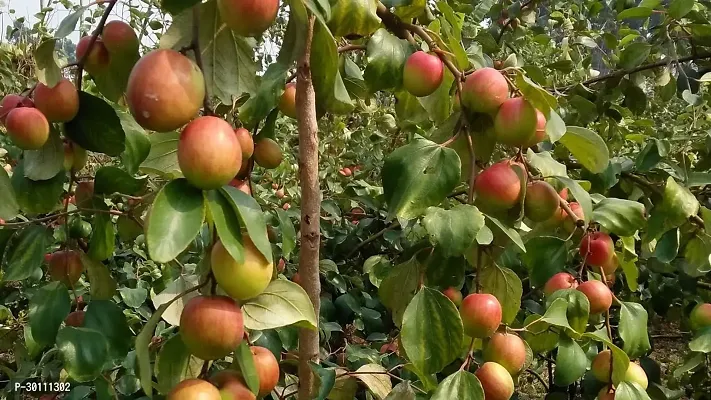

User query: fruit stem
[190,6,213,116]
[559,196,585,228]
[75,0,118,88]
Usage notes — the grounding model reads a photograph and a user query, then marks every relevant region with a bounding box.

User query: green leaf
[11,161,65,215]
[23,127,64,181]
[430,370,484,400]
[34,39,61,87]
[221,186,273,263]
[619,43,652,69]
[422,205,484,258]
[516,73,558,112]
[276,209,296,259]
[160,0,257,104]
[615,381,653,400]
[2,225,50,281]
[119,287,148,308]
[552,175,593,224]
[559,127,610,174]
[65,92,126,156]
[385,381,416,400]
[160,0,200,14]
[379,255,423,327]
[471,0,496,22]
[329,0,381,37]
[94,167,147,196]
[146,179,206,263]
[81,253,117,300]
[84,300,132,360]
[669,0,695,19]
[682,234,711,277]
[523,313,559,353]
[353,364,392,399]
[139,131,181,178]
[547,289,590,334]
[480,264,522,325]
[401,287,463,375]
[521,236,568,288]
[540,298,573,331]
[688,326,711,353]
[156,334,202,394]
[617,7,653,20]
[592,198,646,237]
[364,29,410,92]
[91,46,140,102]
[654,228,679,263]
[118,112,151,175]
[0,167,19,220]
[206,190,244,263]
[241,279,318,330]
[311,19,354,114]
[234,341,260,395]
[555,336,587,386]
[56,327,110,382]
[55,7,86,38]
[485,215,526,252]
[29,281,71,346]
[526,150,567,177]
[619,302,651,358]
[88,202,115,261]
[311,362,337,400]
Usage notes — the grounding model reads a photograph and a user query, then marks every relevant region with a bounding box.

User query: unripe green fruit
[63,143,88,172]
[217,0,280,37]
[179,295,244,360]
[69,216,92,239]
[482,333,526,374]
[524,181,559,222]
[254,138,283,169]
[625,362,648,389]
[178,116,242,190]
[475,161,522,213]
[168,379,221,400]
[475,362,515,400]
[279,83,297,118]
[211,238,273,300]
[33,78,80,122]
[5,107,50,150]
[127,49,205,132]
[461,67,509,114]
[402,51,444,97]
[494,97,538,147]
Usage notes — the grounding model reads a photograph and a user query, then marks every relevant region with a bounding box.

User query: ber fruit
[524,180,559,222]
[5,107,50,150]
[251,346,280,397]
[461,67,509,114]
[211,237,273,300]
[402,51,444,97]
[254,138,284,169]
[577,280,613,314]
[442,287,463,307]
[483,332,527,374]
[690,303,711,332]
[460,293,503,338]
[279,83,297,119]
[179,295,244,360]
[102,20,139,55]
[475,362,515,400]
[127,49,205,132]
[178,116,242,190]
[543,272,578,296]
[0,94,34,125]
[234,127,255,159]
[168,379,221,400]
[522,109,547,148]
[475,161,522,212]
[625,362,648,389]
[76,36,110,74]
[580,232,615,266]
[65,311,85,327]
[210,371,256,400]
[493,97,538,148]
[33,78,79,122]
[63,143,88,172]
[48,250,84,287]
[217,0,280,37]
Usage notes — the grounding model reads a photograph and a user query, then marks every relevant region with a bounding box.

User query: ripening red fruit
[277,258,286,273]
[282,203,291,211]
[179,295,244,360]
[475,161,522,212]
[544,272,578,296]
[217,0,280,37]
[76,36,110,74]
[690,303,711,332]
[33,78,80,122]
[598,253,619,275]
[402,51,444,97]
[279,83,297,118]
[48,250,84,287]
[251,346,280,397]
[494,97,538,147]
[5,107,50,150]
[168,379,221,400]
[102,20,139,54]
[234,128,255,160]
[178,116,242,190]
[254,138,283,169]
[524,181,559,222]
[482,333,526,374]
[442,287,463,307]
[461,67,509,114]
[228,178,251,195]
[0,94,33,125]
[475,362,515,400]
[591,350,612,382]
[211,238,273,300]
[127,49,205,132]
[577,280,613,314]
[522,109,547,148]
[65,310,85,327]
[210,371,256,400]
[579,232,615,266]
[275,188,285,199]
[460,293,502,338]
[339,167,352,177]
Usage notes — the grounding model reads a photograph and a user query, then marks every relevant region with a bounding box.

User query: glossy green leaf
[364,29,410,92]
[234,341,260,395]
[521,236,567,288]
[34,39,61,87]
[401,287,463,375]
[480,264,522,325]
[619,43,652,69]
[430,370,484,400]
[617,7,653,21]
[2,225,50,281]
[119,287,148,308]
[669,0,695,19]
[55,7,86,38]
[65,92,126,156]
[206,190,244,263]
[485,215,526,252]
[221,186,272,263]
[56,327,110,382]
[146,179,206,263]
[615,381,653,400]
[241,279,318,330]
[118,111,151,175]
[526,150,567,177]
[11,161,65,215]
[523,313,559,353]
[156,334,202,394]
[555,336,587,386]
[559,127,609,174]
[329,0,381,37]
[161,0,201,14]
[540,298,573,330]
[379,255,423,327]
[385,381,416,400]
[84,300,132,360]
[592,198,646,237]
[0,167,19,220]
[583,333,631,384]
[516,73,558,112]
[552,175,593,224]
[23,127,64,181]
[88,202,116,261]
[619,302,651,358]
[28,281,71,346]
[422,205,484,258]
[276,209,296,259]
[81,252,118,301]
[94,167,147,196]
[311,19,354,114]
[139,131,181,179]
[688,326,711,353]
[547,289,590,334]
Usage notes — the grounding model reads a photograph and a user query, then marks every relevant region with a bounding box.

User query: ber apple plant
[2,0,711,399]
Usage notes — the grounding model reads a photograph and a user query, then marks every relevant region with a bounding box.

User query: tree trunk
[296,14,321,400]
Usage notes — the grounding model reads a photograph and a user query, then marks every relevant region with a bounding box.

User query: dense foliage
[2,0,711,399]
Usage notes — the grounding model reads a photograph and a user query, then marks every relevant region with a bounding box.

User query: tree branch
[191,6,213,115]
[346,221,401,259]
[75,0,118,88]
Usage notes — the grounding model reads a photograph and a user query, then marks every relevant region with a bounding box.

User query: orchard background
[2,0,711,399]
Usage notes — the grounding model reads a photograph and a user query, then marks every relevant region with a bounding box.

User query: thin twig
[75,0,119,87]
[190,6,213,115]
[346,221,400,258]
[527,368,549,391]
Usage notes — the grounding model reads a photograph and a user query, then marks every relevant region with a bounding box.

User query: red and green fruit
[690,303,711,332]
[577,280,613,314]
[0,94,33,125]
[493,97,538,147]
[76,36,110,74]
[48,250,84,287]
[5,107,50,150]
[402,51,444,97]
[625,362,648,389]
[544,272,578,296]
[598,253,620,275]
[178,116,242,190]
[179,295,244,360]
[483,333,526,374]
[254,138,283,169]
[461,67,509,114]
[523,109,547,148]
[524,180,559,222]
[217,0,280,37]
[127,49,205,132]
[33,78,79,122]
[442,287,463,307]
[279,83,297,119]
[228,178,252,195]
[102,20,139,54]
[591,350,612,382]
[168,379,221,400]
[65,311,85,327]
[63,143,88,172]
[211,238,273,300]
[580,232,615,266]
[475,161,522,212]
[460,293,503,338]
[211,371,256,400]
[234,128,255,159]
[475,362,515,400]
[251,346,280,397]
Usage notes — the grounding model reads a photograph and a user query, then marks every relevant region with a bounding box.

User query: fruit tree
[3,0,711,399]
